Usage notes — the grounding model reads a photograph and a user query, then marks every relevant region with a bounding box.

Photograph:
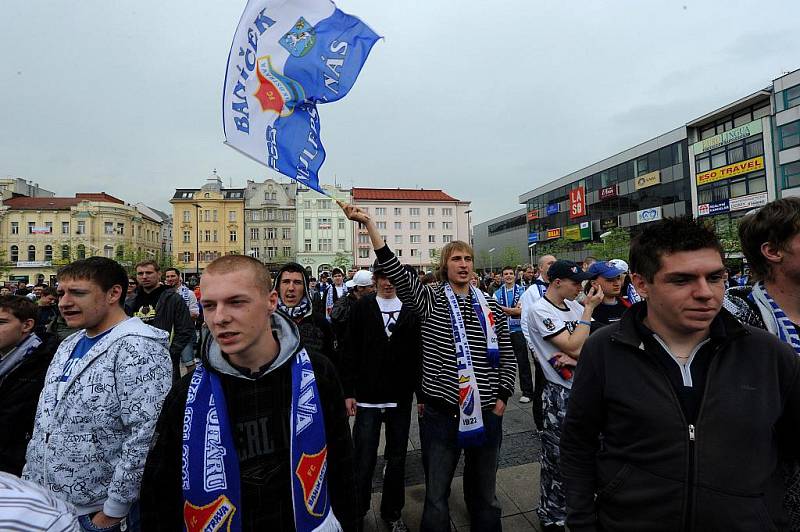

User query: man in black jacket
[560,216,800,532]
[140,255,357,531]
[0,295,59,475]
[342,263,422,531]
[126,259,194,380]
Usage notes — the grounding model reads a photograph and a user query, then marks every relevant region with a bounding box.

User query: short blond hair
[437,241,474,282]
[204,255,272,292]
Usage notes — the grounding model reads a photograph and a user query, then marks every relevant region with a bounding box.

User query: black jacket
[125,285,194,361]
[560,304,800,531]
[140,313,357,531]
[341,293,422,403]
[0,332,60,475]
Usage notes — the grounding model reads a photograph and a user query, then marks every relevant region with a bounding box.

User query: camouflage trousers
[536,382,571,527]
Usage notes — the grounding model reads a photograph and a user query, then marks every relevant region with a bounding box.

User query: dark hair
[738,197,800,281]
[0,295,38,323]
[331,268,343,276]
[165,267,180,276]
[135,259,160,272]
[629,216,723,282]
[58,257,130,307]
[42,286,58,298]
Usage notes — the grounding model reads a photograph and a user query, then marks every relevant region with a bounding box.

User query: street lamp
[528,242,537,267]
[464,209,473,247]
[488,247,496,275]
[192,203,202,279]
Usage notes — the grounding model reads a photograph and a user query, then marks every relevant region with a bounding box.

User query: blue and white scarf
[0,333,41,386]
[627,283,643,304]
[324,284,348,323]
[444,284,500,447]
[496,284,524,329]
[750,281,800,355]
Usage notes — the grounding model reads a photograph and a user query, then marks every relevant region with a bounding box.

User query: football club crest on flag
[223,0,380,194]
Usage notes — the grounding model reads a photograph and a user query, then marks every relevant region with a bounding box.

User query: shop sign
[15,261,52,267]
[600,217,618,230]
[729,191,768,212]
[546,204,559,216]
[564,225,581,241]
[600,185,618,200]
[528,232,539,243]
[696,156,764,186]
[527,209,540,221]
[545,228,562,239]
[636,206,663,224]
[698,200,730,217]
[569,186,586,219]
[634,170,661,190]
[692,119,762,155]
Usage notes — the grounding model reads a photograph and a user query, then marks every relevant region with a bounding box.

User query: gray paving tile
[497,463,540,514]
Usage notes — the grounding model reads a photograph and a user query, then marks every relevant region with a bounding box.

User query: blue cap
[587,261,625,279]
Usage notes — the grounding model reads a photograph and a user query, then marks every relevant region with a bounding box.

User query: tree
[709,216,742,258]
[535,237,574,259]
[499,246,522,269]
[332,251,351,271]
[476,250,490,271]
[582,227,632,261]
[0,249,12,280]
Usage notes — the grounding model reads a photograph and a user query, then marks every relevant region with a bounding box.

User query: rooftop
[352,187,459,202]
[3,192,124,210]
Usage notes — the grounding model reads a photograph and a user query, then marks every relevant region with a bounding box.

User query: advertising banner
[692,119,762,155]
[729,191,768,212]
[636,206,663,224]
[527,209,540,221]
[569,186,586,219]
[601,217,618,230]
[546,204,559,216]
[696,156,764,186]
[528,232,539,243]
[634,170,661,190]
[545,228,562,239]
[600,185,618,200]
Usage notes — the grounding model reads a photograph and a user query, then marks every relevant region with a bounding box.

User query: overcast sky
[2,1,799,223]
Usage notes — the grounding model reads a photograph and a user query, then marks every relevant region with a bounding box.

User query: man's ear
[21,318,35,335]
[761,241,783,265]
[631,273,648,299]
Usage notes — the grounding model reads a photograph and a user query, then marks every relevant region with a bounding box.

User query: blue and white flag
[223,0,380,193]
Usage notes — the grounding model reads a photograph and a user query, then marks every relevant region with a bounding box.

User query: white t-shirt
[520,277,548,349]
[528,296,585,389]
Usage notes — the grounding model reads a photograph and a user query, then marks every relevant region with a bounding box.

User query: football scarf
[627,283,643,304]
[0,333,41,386]
[444,283,500,447]
[290,349,341,531]
[496,284,524,329]
[750,281,800,356]
[182,365,242,532]
[279,295,312,321]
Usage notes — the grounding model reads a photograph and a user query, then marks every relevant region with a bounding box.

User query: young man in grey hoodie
[23,257,173,531]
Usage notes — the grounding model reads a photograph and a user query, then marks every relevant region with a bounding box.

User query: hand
[345,398,357,417]
[338,201,372,225]
[417,403,425,417]
[553,352,577,368]
[91,512,122,528]
[584,285,604,309]
[492,398,506,416]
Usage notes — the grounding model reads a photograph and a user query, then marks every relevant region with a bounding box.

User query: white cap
[345,270,373,288]
[608,259,629,273]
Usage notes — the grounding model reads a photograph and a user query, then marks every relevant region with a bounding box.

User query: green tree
[332,251,351,271]
[476,250,490,271]
[708,216,742,258]
[499,246,522,269]
[582,227,632,261]
[536,238,574,259]
[0,249,12,280]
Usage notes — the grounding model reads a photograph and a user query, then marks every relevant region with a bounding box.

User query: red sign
[546,228,562,239]
[527,209,540,221]
[569,186,586,219]
[600,185,618,201]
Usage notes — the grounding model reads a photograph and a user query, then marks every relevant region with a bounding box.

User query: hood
[275,262,313,320]
[203,311,302,380]
[67,316,170,353]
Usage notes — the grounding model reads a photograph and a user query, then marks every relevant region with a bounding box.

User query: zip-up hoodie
[22,318,172,517]
[139,311,357,530]
[561,304,800,531]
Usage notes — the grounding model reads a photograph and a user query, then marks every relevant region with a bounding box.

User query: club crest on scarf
[295,447,329,517]
[184,494,237,532]
[458,374,476,416]
[280,17,316,57]
[254,56,305,117]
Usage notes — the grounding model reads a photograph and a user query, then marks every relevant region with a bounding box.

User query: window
[229,230,237,242]
[252,210,261,221]
[11,222,18,235]
[410,222,420,229]
[429,249,438,258]
[394,208,402,216]
[442,208,453,216]
[203,210,210,222]
[376,221,387,229]
[745,138,764,159]
[304,218,312,230]
[428,221,435,229]
[443,235,453,243]
[318,200,332,210]
[375,207,386,216]
[358,248,370,258]
[250,228,259,240]
[28,222,35,234]
[117,223,124,235]
[304,239,312,252]
[410,208,420,216]
[183,231,191,243]
[104,245,113,258]
[394,235,403,244]
[213,230,218,242]
[282,246,291,257]
[783,85,800,111]
[282,228,291,240]
[779,120,800,150]
[182,252,191,263]
[410,235,421,244]
[410,249,419,257]
[318,238,332,252]
[303,200,311,209]
[183,210,191,223]
[103,222,112,234]
[427,208,435,216]
[318,217,331,229]
[394,222,402,230]
[710,148,726,169]
[249,248,260,259]
[338,238,345,250]
[396,249,403,257]
[27,245,36,261]
[228,211,236,222]
[204,230,211,242]
[61,245,70,260]
[784,161,800,189]
[77,221,85,235]
[266,227,276,239]
[442,222,452,229]
[10,246,18,262]
[338,218,345,230]
[428,235,436,243]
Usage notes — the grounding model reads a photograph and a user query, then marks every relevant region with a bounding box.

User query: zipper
[43,432,50,487]
[686,424,695,531]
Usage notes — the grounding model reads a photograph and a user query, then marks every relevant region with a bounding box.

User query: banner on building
[222,0,380,194]
[545,228,562,239]
[600,185,618,201]
[636,206,662,224]
[697,200,730,217]
[528,232,539,243]
[546,204,559,216]
[634,170,661,190]
[729,191,768,212]
[692,119,763,155]
[600,217,618,230]
[527,209,540,221]
[565,222,592,241]
[31,227,52,234]
[696,156,764,186]
[569,186,586,219]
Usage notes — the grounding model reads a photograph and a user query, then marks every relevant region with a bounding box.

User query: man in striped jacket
[342,202,516,532]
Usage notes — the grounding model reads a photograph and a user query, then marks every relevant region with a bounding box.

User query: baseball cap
[345,270,373,288]
[587,261,625,280]
[608,259,629,273]
[547,260,594,282]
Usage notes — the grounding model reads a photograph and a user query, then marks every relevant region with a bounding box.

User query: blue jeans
[78,503,140,532]
[420,404,503,532]
[352,398,412,520]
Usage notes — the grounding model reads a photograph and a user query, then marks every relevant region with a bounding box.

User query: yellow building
[0,193,163,285]
[171,174,246,276]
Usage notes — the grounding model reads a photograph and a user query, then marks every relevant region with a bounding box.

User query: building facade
[774,69,800,198]
[295,185,352,277]
[136,203,173,260]
[0,178,55,201]
[243,179,297,270]
[351,188,472,271]
[0,193,162,284]
[473,208,528,271]
[171,174,245,276]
